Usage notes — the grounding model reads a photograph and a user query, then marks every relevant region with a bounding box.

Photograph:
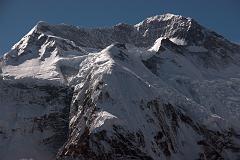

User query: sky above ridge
[0,0,239,54]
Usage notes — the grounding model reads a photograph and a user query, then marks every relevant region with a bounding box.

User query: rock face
[1,13,240,160]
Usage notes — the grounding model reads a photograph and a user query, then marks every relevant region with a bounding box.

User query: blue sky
[0,0,239,54]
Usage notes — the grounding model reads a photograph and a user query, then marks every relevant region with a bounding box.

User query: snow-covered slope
[0,79,73,160]
[1,13,240,160]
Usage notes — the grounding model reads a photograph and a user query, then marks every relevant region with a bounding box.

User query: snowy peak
[1,13,240,84]
[1,13,240,82]
[15,14,205,50]
[6,13,237,58]
[102,43,128,59]
[134,13,191,27]
[135,13,208,46]
[32,21,50,34]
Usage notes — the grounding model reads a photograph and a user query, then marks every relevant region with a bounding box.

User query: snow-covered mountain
[1,13,240,160]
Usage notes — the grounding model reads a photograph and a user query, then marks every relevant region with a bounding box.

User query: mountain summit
[0,14,240,160]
